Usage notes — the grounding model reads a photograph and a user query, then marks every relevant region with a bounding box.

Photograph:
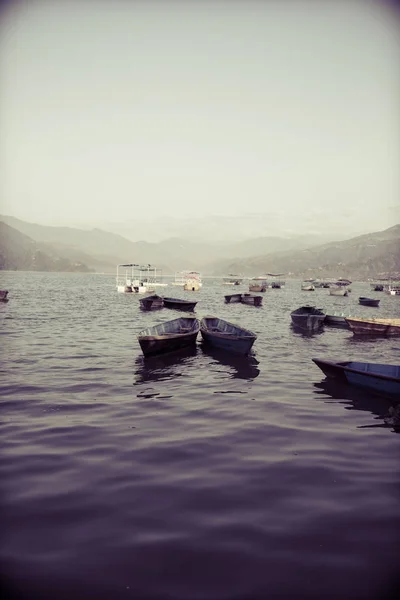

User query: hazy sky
[0,0,399,234]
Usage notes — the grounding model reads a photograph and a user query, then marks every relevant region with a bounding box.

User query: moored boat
[223,274,243,285]
[358,297,380,307]
[172,270,203,288]
[291,305,325,332]
[0,290,9,302]
[225,293,243,304]
[324,312,350,328]
[138,317,200,357]
[329,286,348,296]
[163,297,198,311]
[312,358,400,399]
[139,294,164,311]
[200,317,257,355]
[345,317,400,336]
[241,293,263,306]
[301,282,315,291]
[116,263,148,293]
[184,280,201,291]
[384,283,400,296]
[266,273,285,288]
[249,277,266,292]
[369,281,385,292]
[139,265,168,288]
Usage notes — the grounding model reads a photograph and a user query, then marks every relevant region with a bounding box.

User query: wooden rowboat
[329,287,348,296]
[138,317,200,357]
[163,297,198,311]
[241,294,263,307]
[345,317,400,336]
[139,294,164,311]
[225,293,243,304]
[291,306,325,332]
[249,283,266,292]
[358,297,380,307]
[312,358,400,399]
[200,317,257,355]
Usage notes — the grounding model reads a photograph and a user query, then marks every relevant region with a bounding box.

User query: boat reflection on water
[134,345,198,384]
[290,323,325,337]
[313,379,400,433]
[200,344,260,380]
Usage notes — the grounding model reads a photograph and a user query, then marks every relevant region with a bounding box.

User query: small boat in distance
[249,278,267,292]
[358,297,380,307]
[329,279,351,296]
[223,274,243,285]
[312,358,400,399]
[139,294,164,311]
[291,306,325,332]
[138,317,200,357]
[345,317,400,336]
[0,290,9,302]
[301,282,315,291]
[369,279,385,292]
[171,270,203,288]
[163,297,198,311]
[200,317,257,355]
[139,264,168,288]
[266,273,285,289]
[329,286,348,296]
[384,282,400,295]
[241,294,263,307]
[116,264,148,293]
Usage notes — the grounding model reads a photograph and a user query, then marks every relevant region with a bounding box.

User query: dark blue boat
[200,317,257,355]
[138,317,200,357]
[312,358,400,399]
[224,293,242,304]
[139,294,164,311]
[291,306,325,332]
[163,297,198,311]
[359,297,380,307]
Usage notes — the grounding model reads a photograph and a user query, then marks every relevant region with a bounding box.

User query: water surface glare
[1,272,399,599]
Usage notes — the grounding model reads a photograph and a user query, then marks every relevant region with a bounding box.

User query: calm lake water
[1,272,399,600]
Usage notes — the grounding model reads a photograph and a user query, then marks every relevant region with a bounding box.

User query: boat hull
[312,359,400,399]
[241,294,262,306]
[225,294,242,303]
[184,281,201,291]
[139,331,199,356]
[291,314,325,332]
[163,298,198,311]
[201,330,255,355]
[291,306,326,332]
[249,284,266,292]
[329,288,348,296]
[358,297,380,307]
[139,295,164,311]
[324,314,350,328]
[138,317,200,357]
[200,317,257,355]
[346,318,400,336]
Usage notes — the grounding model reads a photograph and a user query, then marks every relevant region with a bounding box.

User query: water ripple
[1,272,399,599]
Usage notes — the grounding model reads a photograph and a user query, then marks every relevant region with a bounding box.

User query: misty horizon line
[2,212,398,245]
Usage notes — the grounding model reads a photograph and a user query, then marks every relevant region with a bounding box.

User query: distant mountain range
[0,222,92,273]
[0,215,399,279]
[210,225,400,280]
